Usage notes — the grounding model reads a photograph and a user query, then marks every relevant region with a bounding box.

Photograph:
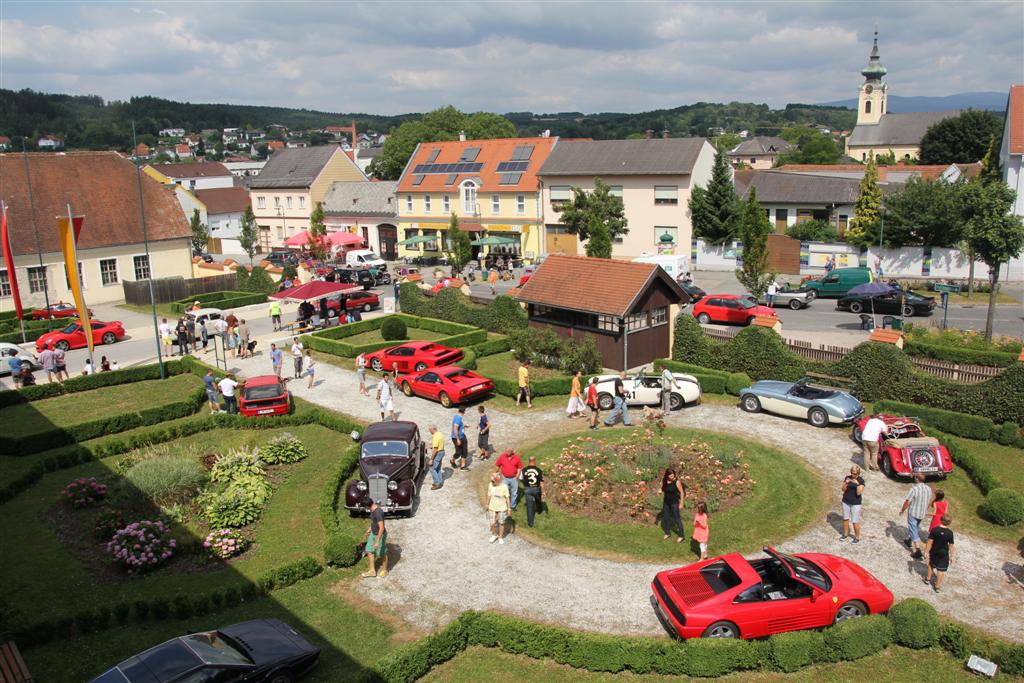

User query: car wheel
[55,340,70,351]
[789,299,803,310]
[669,393,684,411]
[804,289,817,301]
[101,332,116,345]
[808,407,829,428]
[834,600,868,624]
[696,313,711,324]
[703,621,739,639]
[402,381,414,397]
[414,362,428,372]
[881,454,893,478]
[597,392,614,411]
[439,392,452,408]
[745,316,755,326]
[902,305,915,317]
[267,670,294,683]
[371,358,383,372]
[741,395,761,413]
[327,308,337,318]
[364,303,372,312]
[851,424,863,444]
[849,301,863,314]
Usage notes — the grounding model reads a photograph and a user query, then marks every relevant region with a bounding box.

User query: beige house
[726,136,795,169]
[248,147,365,251]
[537,138,716,259]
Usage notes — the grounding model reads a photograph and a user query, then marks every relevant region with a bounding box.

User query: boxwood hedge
[169,290,266,313]
[904,339,1019,367]
[888,598,940,649]
[303,314,487,358]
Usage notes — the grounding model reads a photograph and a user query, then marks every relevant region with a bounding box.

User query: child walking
[692,501,709,560]
[305,350,316,389]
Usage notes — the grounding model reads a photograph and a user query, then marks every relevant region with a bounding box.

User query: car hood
[802,553,890,594]
[827,391,863,415]
[360,456,411,478]
[220,618,318,667]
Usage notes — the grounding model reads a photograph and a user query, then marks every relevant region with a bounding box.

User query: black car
[835,289,936,317]
[678,281,706,302]
[346,421,425,515]
[331,267,375,290]
[89,619,319,683]
[264,251,298,268]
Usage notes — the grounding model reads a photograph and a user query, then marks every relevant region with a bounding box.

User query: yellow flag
[57,215,94,353]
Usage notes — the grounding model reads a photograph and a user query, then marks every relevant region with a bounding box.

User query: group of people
[269,338,315,387]
[203,369,241,414]
[7,345,122,388]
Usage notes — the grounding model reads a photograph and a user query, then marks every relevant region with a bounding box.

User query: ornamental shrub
[823,613,893,660]
[203,475,271,528]
[107,520,177,574]
[672,313,718,367]
[830,341,919,402]
[682,638,760,677]
[258,556,322,591]
[560,334,602,374]
[211,449,264,482]
[380,316,407,341]
[204,529,249,559]
[259,432,309,464]
[888,598,940,649]
[769,630,827,672]
[62,477,107,508]
[995,643,1024,676]
[981,488,1024,526]
[996,421,1021,446]
[124,455,208,506]
[939,621,970,659]
[726,326,806,381]
[93,508,125,541]
[324,530,363,567]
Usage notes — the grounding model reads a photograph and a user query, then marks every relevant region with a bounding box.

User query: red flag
[1,205,24,320]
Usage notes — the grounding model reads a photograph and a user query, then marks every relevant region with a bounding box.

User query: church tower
[856,31,888,125]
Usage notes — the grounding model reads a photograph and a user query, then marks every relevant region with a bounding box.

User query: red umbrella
[327,231,365,247]
[270,280,358,302]
[283,230,320,247]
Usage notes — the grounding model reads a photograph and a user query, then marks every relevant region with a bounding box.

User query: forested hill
[0,88,856,150]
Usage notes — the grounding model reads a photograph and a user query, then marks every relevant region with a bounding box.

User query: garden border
[169,290,266,313]
[302,313,487,358]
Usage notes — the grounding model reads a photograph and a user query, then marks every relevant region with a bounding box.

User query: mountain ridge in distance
[817,91,1005,113]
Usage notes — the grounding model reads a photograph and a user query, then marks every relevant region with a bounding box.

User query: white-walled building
[195,187,252,254]
[1000,84,1024,217]
[146,162,235,191]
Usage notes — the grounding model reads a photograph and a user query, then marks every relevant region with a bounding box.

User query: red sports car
[325,290,380,316]
[238,375,291,417]
[399,366,495,407]
[31,302,93,320]
[365,341,463,374]
[692,294,777,326]
[852,415,954,479]
[651,547,893,640]
[35,320,126,352]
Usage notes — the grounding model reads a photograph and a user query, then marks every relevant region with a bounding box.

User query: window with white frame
[424,195,432,213]
[286,196,293,209]
[491,194,500,214]
[405,195,413,212]
[442,194,450,213]
[624,312,648,331]
[299,196,306,209]
[274,196,281,209]
[28,266,47,293]
[133,255,151,280]
[550,186,572,205]
[608,185,623,198]
[99,258,119,286]
[650,306,668,326]
[516,194,525,215]
[654,186,678,205]
[0,269,10,297]
[276,227,284,240]
[655,226,678,244]
[256,196,266,209]
[597,315,618,332]
[461,181,477,214]
[63,262,84,290]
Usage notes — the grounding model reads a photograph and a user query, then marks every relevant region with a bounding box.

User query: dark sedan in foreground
[835,290,936,317]
[90,619,319,683]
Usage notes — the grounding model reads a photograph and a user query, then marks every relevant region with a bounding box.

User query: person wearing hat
[191,300,202,311]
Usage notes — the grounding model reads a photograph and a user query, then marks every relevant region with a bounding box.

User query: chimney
[661,130,670,139]
[459,130,467,142]
[644,129,654,139]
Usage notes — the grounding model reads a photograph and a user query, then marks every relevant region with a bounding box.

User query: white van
[632,254,689,280]
[344,249,387,270]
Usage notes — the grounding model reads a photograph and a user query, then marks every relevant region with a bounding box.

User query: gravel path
[226,352,1024,641]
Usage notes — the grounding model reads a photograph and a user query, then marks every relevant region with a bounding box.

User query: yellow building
[395,137,558,263]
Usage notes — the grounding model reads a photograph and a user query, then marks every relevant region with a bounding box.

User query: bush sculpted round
[981,488,1024,526]
[380,316,408,341]
[888,598,940,649]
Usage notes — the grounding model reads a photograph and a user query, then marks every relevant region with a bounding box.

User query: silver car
[0,342,40,375]
[741,291,813,310]
[739,378,863,427]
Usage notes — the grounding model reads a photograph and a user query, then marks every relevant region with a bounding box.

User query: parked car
[852,415,954,479]
[88,618,320,683]
[591,369,701,411]
[193,250,214,263]
[678,281,706,303]
[239,375,292,417]
[836,290,936,317]
[326,291,380,317]
[739,378,863,427]
[399,366,495,407]
[741,289,813,310]
[692,294,777,326]
[0,342,39,375]
[345,421,425,515]
[344,248,387,270]
[35,319,126,352]
[185,307,224,324]
[30,302,93,320]
[800,267,873,300]
[264,250,298,268]
[331,267,375,290]
[651,547,893,640]
[364,341,463,374]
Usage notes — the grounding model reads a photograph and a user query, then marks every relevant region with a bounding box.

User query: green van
[801,267,873,299]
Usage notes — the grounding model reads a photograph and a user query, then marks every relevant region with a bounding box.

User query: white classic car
[741,290,813,310]
[590,370,701,411]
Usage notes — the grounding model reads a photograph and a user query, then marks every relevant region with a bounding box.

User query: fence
[698,325,1001,385]
[122,274,238,306]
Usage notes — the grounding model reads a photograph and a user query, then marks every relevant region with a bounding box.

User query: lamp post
[132,121,166,379]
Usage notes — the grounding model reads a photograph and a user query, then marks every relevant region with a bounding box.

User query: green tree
[919,110,1003,165]
[555,178,628,248]
[785,219,839,243]
[775,131,842,166]
[845,155,882,247]
[961,181,1024,341]
[238,205,258,264]
[306,201,327,260]
[881,177,965,247]
[979,134,1003,185]
[689,149,739,244]
[444,212,474,274]
[713,132,741,152]
[734,187,776,299]
[188,208,208,254]
[584,218,613,258]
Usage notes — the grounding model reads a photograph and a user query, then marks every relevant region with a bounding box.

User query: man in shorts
[477,405,491,460]
[900,473,932,560]
[925,514,954,593]
[270,343,283,379]
[158,317,173,355]
[52,345,69,381]
[840,465,865,543]
[516,360,532,408]
[203,369,221,415]
[428,424,445,490]
[376,374,395,422]
[360,499,388,578]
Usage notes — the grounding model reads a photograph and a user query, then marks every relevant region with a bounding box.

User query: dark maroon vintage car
[345,421,425,516]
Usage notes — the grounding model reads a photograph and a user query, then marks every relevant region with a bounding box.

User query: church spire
[861,30,887,81]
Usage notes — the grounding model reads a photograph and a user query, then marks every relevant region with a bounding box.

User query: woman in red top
[929,490,948,532]
[586,377,600,430]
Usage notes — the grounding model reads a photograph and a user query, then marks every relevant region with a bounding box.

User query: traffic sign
[932,283,961,294]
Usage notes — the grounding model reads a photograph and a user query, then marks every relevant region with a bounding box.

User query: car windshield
[362,440,409,458]
[243,383,283,400]
[61,323,78,334]
[363,252,381,261]
[181,632,253,666]
[774,551,831,591]
[736,298,756,309]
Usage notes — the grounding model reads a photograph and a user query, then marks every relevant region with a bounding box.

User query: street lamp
[132,121,166,379]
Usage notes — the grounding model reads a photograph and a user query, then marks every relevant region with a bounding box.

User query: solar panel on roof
[497,161,529,172]
[427,149,440,162]
[512,145,535,161]
[499,172,523,185]
[445,173,458,185]
[412,162,483,175]
[460,147,481,162]
[412,175,425,186]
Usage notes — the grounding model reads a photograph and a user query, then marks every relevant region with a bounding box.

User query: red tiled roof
[515,254,688,318]
[0,151,190,256]
[1008,85,1024,155]
[175,144,191,154]
[267,141,285,150]
[195,187,250,215]
[396,137,558,194]
[150,161,230,179]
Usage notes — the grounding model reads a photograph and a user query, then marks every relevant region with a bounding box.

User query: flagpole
[21,142,54,330]
[65,203,95,372]
[132,121,165,378]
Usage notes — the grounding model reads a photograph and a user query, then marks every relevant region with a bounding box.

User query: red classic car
[399,366,495,407]
[31,302,93,320]
[35,320,126,352]
[692,294,777,326]
[365,341,463,374]
[238,375,291,417]
[652,547,893,640]
[852,415,954,479]
[325,291,380,316]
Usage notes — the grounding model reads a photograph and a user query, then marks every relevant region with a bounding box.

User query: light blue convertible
[739,378,864,428]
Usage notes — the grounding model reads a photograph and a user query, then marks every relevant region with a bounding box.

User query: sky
[1,1,1021,115]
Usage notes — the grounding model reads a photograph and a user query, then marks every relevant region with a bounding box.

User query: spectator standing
[238,320,252,358]
[692,501,709,560]
[840,465,865,543]
[52,345,69,381]
[929,490,949,533]
[521,457,544,528]
[586,377,600,430]
[218,373,239,414]
[360,500,389,578]
[516,360,532,408]
[291,338,304,379]
[376,374,396,422]
[603,371,632,427]
[356,352,368,396]
[487,473,511,544]
[185,315,197,352]
[269,300,282,332]
[488,268,498,295]
[199,319,210,352]
[159,318,173,355]
[270,343,283,379]
[661,468,686,542]
[660,366,679,413]
[203,370,221,414]
[900,473,932,560]
[110,360,119,371]
[212,316,228,349]
[175,318,190,357]
[766,280,778,308]
[225,310,239,330]
[428,425,445,490]
[477,405,491,460]
[925,515,954,593]
[451,407,468,470]
[7,350,24,388]
[39,345,56,383]
[305,350,316,388]
[566,369,585,418]
[495,449,523,511]
[860,413,887,471]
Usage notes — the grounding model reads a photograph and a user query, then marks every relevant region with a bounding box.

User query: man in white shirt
[291,338,304,379]
[218,373,239,414]
[158,318,172,354]
[766,280,779,308]
[376,374,395,422]
[859,413,888,471]
[660,366,679,413]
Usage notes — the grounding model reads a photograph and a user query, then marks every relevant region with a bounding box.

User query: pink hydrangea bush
[107,520,176,573]
[63,477,108,508]
[204,529,249,559]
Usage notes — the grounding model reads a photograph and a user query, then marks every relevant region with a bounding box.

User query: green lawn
[342,327,448,346]
[511,427,825,562]
[475,351,567,383]
[4,374,203,438]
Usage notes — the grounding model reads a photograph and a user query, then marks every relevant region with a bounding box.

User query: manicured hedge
[769,630,829,672]
[0,359,189,409]
[491,374,573,399]
[169,290,266,313]
[934,430,1004,495]
[872,400,1001,442]
[399,283,527,333]
[888,599,939,649]
[304,314,487,359]
[904,339,1019,368]
[982,488,1024,526]
[822,614,893,661]
[654,359,752,397]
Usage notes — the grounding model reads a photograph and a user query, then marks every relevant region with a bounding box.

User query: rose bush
[107,520,176,574]
[204,528,249,559]
[63,477,108,508]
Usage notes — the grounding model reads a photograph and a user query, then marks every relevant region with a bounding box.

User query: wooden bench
[0,641,33,683]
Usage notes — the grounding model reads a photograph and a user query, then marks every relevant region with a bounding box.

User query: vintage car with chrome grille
[852,414,954,479]
[739,378,863,428]
[345,421,425,515]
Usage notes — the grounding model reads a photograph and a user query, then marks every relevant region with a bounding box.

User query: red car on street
[35,319,126,351]
[852,415,954,479]
[31,302,93,320]
[238,376,291,417]
[652,547,893,640]
[692,294,777,326]
[325,291,380,316]
[365,341,463,373]
[399,366,495,407]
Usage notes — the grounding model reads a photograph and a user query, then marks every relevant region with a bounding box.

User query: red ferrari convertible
[852,415,953,479]
[35,320,126,352]
[364,341,463,374]
[31,302,93,320]
[399,366,494,407]
[651,547,893,640]
[238,376,291,417]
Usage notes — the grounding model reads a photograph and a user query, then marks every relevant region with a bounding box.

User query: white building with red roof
[1000,85,1024,217]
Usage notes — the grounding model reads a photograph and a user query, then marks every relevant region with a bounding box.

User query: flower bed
[204,529,249,559]
[63,477,107,508]
[107,520,177,574]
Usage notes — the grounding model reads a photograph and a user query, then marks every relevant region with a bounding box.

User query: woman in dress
[566,369,585,418]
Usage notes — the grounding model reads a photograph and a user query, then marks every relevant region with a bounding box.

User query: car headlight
[356,481,367,491]
[387,481,398,491]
